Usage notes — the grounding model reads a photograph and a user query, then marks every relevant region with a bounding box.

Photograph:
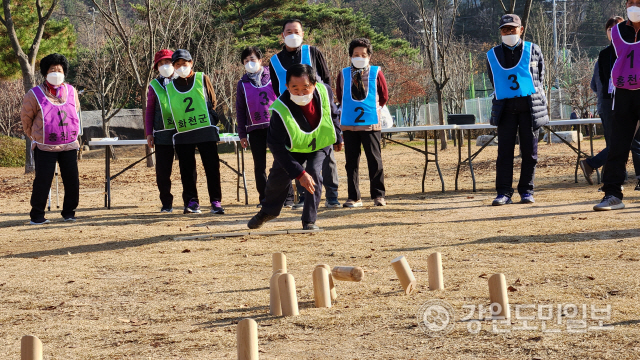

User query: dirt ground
[1,137,639,360]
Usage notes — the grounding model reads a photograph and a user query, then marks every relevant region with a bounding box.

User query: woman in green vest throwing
[247,64,343,230]
[166,49,225,215]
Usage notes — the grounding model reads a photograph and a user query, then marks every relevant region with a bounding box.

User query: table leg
[422,131,428,193]
[241,145,248,205]
[235,142,240,202]
[106,145,112,210]
[575,124,582,183]
[589,125,601,184]
[432,131,444,192]
[455,130,462,191]
[468,129,476,192]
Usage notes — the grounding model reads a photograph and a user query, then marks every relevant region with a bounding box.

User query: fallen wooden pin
[391,256,416,294]
[270,270,284,316]
[21,335,43,360]
[174,229,323,240]
[427,252,444,290]
[237,318,259,360]
[278,273,299,316]
[312,267,332,308]
[488,273,510,319]
[316,264,337,301]
[331,266,364,282]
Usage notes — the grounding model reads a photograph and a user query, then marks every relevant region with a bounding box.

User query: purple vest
[32,84,80,145]
[242,81,276,128]
[611,24,640,90]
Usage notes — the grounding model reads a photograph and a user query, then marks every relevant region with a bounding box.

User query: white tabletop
[89,133,241,146]
[381,119,602,134]
[548,119,601,126]
[382,125,456,133]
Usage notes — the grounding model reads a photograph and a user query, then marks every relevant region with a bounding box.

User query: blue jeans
[586,100,613,169]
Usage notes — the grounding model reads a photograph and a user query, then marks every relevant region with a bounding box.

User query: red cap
[154,49,174,70]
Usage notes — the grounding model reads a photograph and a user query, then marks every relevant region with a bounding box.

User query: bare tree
[443,40,471,115]
[392,0,461,150]
[0,0,59,172]
[0,79,24,136]
[561,51,596,119]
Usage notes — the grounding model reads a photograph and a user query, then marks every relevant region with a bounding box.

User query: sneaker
[492,194,513,206]
[520,194,535,204]
[343,199,363,208]
[29,218,50,225]
[160,208,173,213]
[247,211,277,229]
[374,197,387,206]
[292,198,305,210]
[184,200,201,214]
[325,197,341,208]
[580,160,594,185]
[593,195,625,211]
[210,201,225,214]
[63,216,77,222]
[635,180,640,191]
[282,202,292,209]
[302,222,320,230]
[256,204,263,208]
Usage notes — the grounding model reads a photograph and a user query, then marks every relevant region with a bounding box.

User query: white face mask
[245,61,261,74]
[175,65,192,78]
[351,57,369,69]
[46,72,64,86]
[290,92,314,106]
[629,6,640,23]
[158,64,174,78]
[284,34,303,49]
[502,34,520,47]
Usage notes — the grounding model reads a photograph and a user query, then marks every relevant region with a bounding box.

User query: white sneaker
[30,219,50,225]
[160,208,173,213]
[343,199,363,208]
[593,195,625,211]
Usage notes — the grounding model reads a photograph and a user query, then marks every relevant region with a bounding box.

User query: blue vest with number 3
[340,66,380,126]
[271,45,312,95]
[487,41,537,101]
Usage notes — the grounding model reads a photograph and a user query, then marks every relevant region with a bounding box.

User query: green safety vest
[269,82,336,153]
[166,72,212,133]
[149,79,175,131]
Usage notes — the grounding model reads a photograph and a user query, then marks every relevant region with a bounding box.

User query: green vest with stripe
[149,78,175,131]
[166,72,212,133]
[269,82,336,153]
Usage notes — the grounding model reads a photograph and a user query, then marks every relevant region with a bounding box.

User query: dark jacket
[597,45,615,100]
[172,72,220,145]
[487,41,549,129]
[235,67,272,139]
[268,45,331,97]
[267,84,343,179]
[147,76,176,146]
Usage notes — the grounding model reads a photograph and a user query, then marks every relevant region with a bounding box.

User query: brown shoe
[374,197,386,206]
[580,160,594,185]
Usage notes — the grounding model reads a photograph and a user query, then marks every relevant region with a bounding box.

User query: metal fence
[390,89,576,127]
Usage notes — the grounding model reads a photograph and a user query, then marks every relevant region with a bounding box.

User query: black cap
[171,49,192,63]
[499,14,522,28]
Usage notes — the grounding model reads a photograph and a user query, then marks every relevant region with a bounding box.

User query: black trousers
[343,130,385,200]
[296,147,339,200]
[248,128,268,203]
[495,111,538,196]
[174,141,222,207]
[603,88,640,199]
[29,148,79,221]
[261,149,327,223]
[154,143,175,209]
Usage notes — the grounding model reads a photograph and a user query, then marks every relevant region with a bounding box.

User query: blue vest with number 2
[340,66,380,126]
[487,41,536,101]
[271,45,312,95]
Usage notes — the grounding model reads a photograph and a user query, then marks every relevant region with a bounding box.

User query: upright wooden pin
[272,252,287,274]
[316,264,337,301]
[237,318,258,360]
[270,269,284,316]
[278,273,299,316]
[427,252,444,290]
[391,256,416,294]
[331,266,364,282]
[312,267,332,308]
[488,273,510,319]
[21,335,42,360]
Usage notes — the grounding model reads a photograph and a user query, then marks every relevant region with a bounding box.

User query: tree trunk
[142,84,154,167]
[21,70,36,173]
[436,88,447,150]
